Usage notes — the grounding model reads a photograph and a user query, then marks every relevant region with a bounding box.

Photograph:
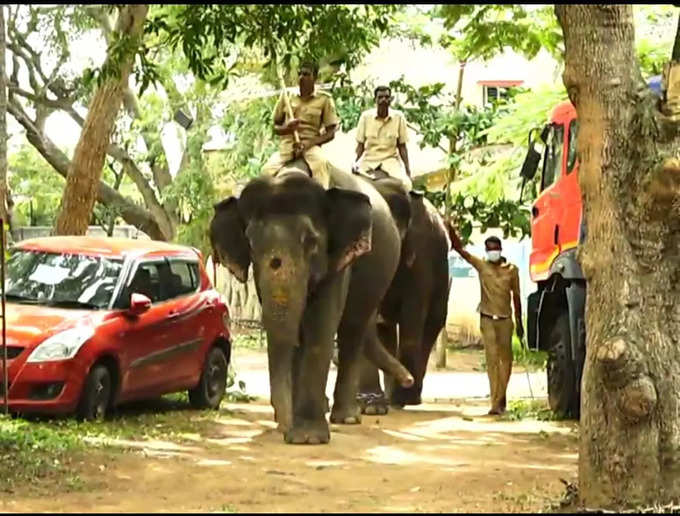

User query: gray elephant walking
[210,162,413,444]
[356,178,451,413]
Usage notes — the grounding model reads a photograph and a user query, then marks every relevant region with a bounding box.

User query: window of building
[478,80,524,106]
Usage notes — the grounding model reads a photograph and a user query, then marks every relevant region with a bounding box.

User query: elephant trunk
[256,251,309,433]
[364,336,415,388]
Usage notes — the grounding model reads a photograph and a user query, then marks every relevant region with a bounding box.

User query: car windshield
[5,249,124,310]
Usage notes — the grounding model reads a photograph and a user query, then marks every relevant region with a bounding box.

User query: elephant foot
[330,404,362,425]
[391,385,423,407]
[357,392,389,415]
[273,409,292,434]
[284,421,330,445]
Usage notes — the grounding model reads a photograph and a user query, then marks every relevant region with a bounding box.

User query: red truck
[521,77,661,418]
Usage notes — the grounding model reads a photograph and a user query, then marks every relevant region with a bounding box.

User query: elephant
[355,177,451,414]
[209,160,414,444]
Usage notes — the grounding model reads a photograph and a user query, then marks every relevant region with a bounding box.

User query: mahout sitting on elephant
[210,160,414,444]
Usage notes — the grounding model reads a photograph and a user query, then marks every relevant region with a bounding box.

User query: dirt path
[3,398,577,513]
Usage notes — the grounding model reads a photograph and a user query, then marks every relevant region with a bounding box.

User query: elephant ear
[326,188,373,272]
[210,197,251,283]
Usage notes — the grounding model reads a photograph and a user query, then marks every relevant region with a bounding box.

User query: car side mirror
[128,293,151,316]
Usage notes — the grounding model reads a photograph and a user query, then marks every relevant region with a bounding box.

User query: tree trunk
[54,4,148,236]
[557,4,680,509]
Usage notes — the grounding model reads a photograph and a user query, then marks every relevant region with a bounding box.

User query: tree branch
[6,95,169,240]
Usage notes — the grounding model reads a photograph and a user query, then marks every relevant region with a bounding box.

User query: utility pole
[0,5,8,226]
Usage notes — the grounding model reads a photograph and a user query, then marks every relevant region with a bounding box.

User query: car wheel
[546,312,578,419]
[189,347,228,410]
[77,364,112,421]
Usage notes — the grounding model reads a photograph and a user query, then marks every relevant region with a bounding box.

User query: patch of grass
[0,414,84,493]
[0,371,257,494]
[512,335,548,371]
[232,330,265,350]
[500,398,563,422]
[492,489,541,512]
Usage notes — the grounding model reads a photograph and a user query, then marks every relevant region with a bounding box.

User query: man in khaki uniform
[261,61,339,188]
[352,85,413,191]
[445,220,524,415]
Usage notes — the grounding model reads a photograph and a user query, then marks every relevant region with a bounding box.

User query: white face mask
[486,250,502,262]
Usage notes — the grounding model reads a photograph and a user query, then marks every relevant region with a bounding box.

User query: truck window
[541,124,564,191]
[566,119,579,174]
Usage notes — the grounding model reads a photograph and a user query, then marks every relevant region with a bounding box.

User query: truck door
[530,123,566,281]
[556,118,582,252]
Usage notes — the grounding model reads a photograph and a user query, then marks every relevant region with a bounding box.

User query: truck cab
[522,100,585,419]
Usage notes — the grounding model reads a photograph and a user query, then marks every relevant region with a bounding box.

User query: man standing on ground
[352,85,413,191]
[261,60,339,188]
[444,219,524,415]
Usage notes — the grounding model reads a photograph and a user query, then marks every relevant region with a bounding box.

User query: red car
[0,236,232,419]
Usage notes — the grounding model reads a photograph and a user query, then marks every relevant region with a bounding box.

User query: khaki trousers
[480,316,514,411]
[261,145,330,188]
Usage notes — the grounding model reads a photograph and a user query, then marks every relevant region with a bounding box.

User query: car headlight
[26,327,95,363]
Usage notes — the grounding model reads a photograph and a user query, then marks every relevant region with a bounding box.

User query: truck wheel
[77,364,112,421]
[189,347,228,410]
[547,312,578,419]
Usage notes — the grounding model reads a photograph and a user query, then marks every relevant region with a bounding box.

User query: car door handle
[532,206,539,217]
[167,311,180,320]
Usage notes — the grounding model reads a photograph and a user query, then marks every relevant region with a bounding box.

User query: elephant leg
[357,319,397,416]
[286,276,349,444]
[378,320,399,403]
[357,353,389,416]
[331,317,370,425]
[409,292,449,401]
[391,298,428,407]
[358,353,382,394]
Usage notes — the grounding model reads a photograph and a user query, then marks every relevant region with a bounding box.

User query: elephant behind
[210,162,413,444]
[358,178,451,412]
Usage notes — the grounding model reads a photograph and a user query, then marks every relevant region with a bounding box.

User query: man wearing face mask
[261,60,339,189]
[445,219,524,415]
[352,85,412,191]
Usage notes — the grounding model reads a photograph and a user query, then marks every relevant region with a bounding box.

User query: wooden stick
[275,66,300,145]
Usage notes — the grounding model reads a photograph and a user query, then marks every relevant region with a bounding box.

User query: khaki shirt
[468,255,520,318]
[356,108,408,169]
[273,90,339,155]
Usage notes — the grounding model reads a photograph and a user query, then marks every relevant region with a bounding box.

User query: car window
[166,260,199,299]
[566,119,579,174]
[117,261,163,308]
[6,249,123,309]
[541,124,564,191]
